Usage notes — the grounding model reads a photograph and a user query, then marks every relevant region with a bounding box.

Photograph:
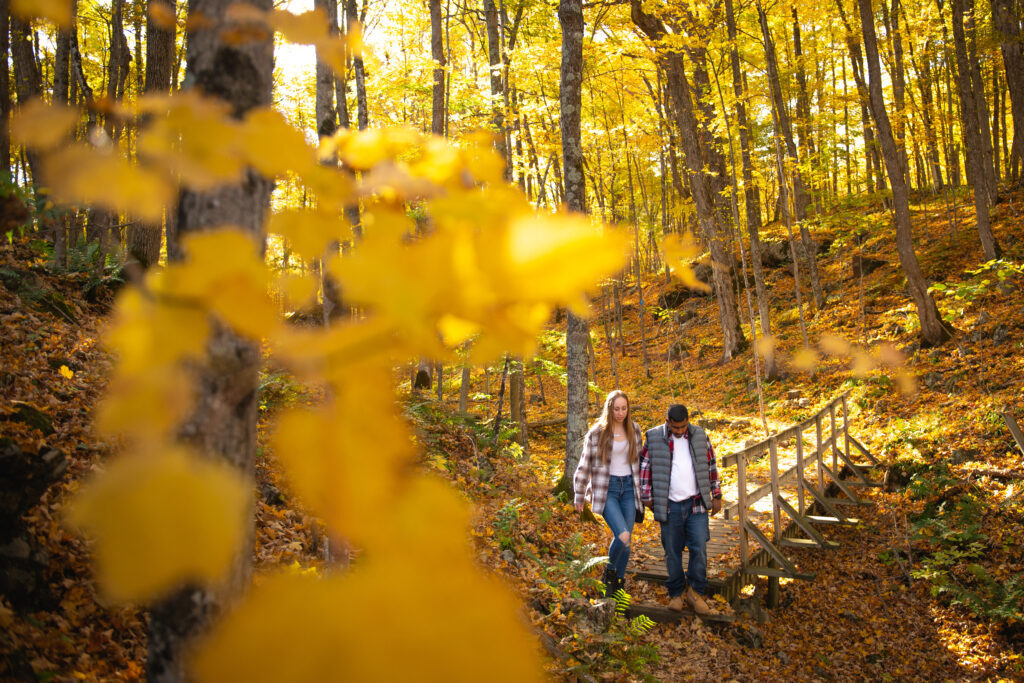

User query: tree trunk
[484,0,508,173]
[10,17,41,184]
[430,0,445,136]
[346,0,368,130]
[913,43,946,190]
[951,0,1001,259]
[991,0,1024,186]
[314,0,337,137]
[146,0,274,678]
[555,0,590,499]
[0,0,9,177]
[128,0,177,271]
[632,1,744,362]
[759,2,825,311]
[728,0,777,379]
[858,0,952,347]
[886,0,912,189]
[965,0,998,203]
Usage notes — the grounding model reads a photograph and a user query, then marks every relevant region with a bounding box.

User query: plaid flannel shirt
[639,425,721,514]
[573,422,643,515]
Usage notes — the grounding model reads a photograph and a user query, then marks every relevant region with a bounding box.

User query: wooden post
[769,436,781,541]
[767,435,782,608]
[842,393,851,463]
[829,401,839,474]
[736,450,749,567]
[795,424,805,516]
[815,413,824,492]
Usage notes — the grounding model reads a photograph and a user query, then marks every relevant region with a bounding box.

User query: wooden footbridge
[626,392,881,622]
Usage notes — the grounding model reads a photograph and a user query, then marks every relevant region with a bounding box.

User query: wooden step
[742,565,815,580]
[823,496,872,506]
[778,537,840,549]
[844,480,882,488]
[806,514,860,525]
[626,602,736,624]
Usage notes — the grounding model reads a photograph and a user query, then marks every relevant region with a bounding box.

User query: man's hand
[711,498,722,516]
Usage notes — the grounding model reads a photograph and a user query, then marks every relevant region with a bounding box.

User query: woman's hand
[575,501,585,513]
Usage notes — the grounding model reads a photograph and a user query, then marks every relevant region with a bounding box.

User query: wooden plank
[736,437,749,566]
[1001,413,1024,458]
[626,603,736,624]
[796,430,806,515]
[820,461,866,504]
[769,437,781,541]
[742,565,815,580]
[779,537,839,549]
[849,435,881,467]
[775,495,836,548]
[815,414,825,492]
[742,520,800,575]
[800,475,850,523]
[823,496,872,506]
[836,443,880,487]
[805,514,860,525]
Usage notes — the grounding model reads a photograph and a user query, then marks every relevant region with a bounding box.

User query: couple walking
[573,390,722,614]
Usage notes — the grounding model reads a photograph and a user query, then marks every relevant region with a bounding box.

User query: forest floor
[1,185,1024,681]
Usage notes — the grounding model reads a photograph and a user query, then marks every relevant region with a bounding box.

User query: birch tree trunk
[556,0,590,498]
[146,0,274,678]
[858,0,952,347]
[484,0,508,174]
[430,0,445,137]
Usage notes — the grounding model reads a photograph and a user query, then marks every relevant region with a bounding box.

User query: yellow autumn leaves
[11,48,629,678]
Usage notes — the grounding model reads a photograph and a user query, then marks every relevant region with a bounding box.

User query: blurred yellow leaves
[193,556,542,682]
[268,210,350,262]
[756,332,914,393]
[270,366,411,549]
[42,146,175,222]
[11,0,72,27]
[58,365,74,380]
[160,229,278,340]
[66,448,249,603]
[662,231,711,292]
[10,98,78,150]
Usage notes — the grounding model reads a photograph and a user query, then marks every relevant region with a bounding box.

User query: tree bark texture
[314,0,338,137]
[758,3,825,311]
[346,0,368,130]
[858,0,952,346]
[128,0,177,270]
[430,0,445,136]
[10,16,41,183]
[951,0,1001,259]
[632,0,744,361]
[727,0,777,378]
[991,0,1024,182]
[0,0,9,177]
[557,0,590,496]
[146,0,274,679]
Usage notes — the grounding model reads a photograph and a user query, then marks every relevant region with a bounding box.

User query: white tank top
[608,436,633,476]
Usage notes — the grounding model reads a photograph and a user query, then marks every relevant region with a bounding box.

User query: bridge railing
[719,391,880,587]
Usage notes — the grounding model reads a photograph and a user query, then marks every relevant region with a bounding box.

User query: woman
[573,390,644,597]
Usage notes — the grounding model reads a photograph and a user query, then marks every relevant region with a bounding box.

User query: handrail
[720,391,849,468]
[718,390,865,587]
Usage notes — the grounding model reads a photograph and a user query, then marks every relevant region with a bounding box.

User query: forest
[1,0,1023,679]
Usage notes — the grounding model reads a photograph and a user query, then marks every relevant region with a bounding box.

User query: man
[640,404,722,614]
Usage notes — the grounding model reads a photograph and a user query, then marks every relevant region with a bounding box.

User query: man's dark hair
[667,404,688,422]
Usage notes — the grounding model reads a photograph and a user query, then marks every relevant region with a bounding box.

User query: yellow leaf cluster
[662,231,712,292]
[193,482,542,682]
[9,98,78,150]
[66,448,249,603]
[11,0,72,27]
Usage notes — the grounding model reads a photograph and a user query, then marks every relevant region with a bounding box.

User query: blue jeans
[660,499,710,597]
[600,475,636,579]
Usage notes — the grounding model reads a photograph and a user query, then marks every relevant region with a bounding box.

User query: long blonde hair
[595,390,637,466]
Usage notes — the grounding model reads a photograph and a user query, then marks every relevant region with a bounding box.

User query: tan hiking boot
[667,595,685,612]
[685,586,711,615]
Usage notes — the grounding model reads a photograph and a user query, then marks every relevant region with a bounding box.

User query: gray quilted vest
[645,423,713,523]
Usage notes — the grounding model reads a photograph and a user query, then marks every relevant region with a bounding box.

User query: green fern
[628,615,655,636]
